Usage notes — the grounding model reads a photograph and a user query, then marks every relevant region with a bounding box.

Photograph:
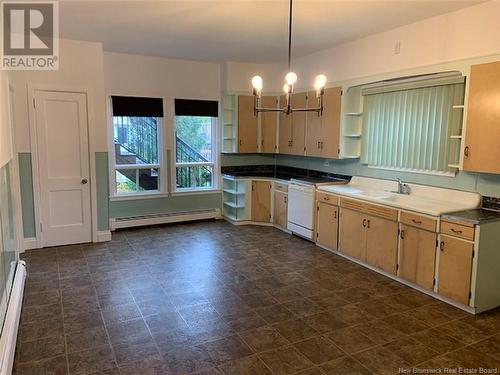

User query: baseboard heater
[110,208,222,230]
[0,261,27,375]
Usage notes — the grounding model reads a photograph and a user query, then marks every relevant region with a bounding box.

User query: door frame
[27,84,99,249]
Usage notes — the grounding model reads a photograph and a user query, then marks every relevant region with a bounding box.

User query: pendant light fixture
[251,0,327,116]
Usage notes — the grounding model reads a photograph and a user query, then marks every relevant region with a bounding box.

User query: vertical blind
[361,77,465,173]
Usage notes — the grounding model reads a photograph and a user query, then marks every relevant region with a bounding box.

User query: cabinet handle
[412,219,422,225]
[440,241,445,251]
[367,219,371,229]
[317,141,320,149]
[451,228,463,234]
[362,219,367,228]
[261,140,264,146]
[334,210,337,219]
[321,141,324,149]
[324,196,330,201]
[464,146,469,157]
[400,230,405,240]
[239,140,242,146]
[284,195,288,204]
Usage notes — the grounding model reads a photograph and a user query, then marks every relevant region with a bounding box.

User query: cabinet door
[464,61,500,173]
[339,208,367,261]
[306,91,322,157]
[251,181,271,222]
[320,87,342,159]
[238,95,258,153]
[290,92,307,155]
[365,215,398,274]
[278,95,292,154]
[316,202,339,250]
[273,190,288,228]
[399,225,437,289]
[437,236,473,305]
[260,96,278,153]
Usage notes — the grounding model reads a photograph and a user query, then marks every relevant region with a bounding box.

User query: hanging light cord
[288,0,293,71]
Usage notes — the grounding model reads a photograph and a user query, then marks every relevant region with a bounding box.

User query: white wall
[290,1,500,88]
[9,39,107,152]
[0,71,12,168]
[224,2,500,92]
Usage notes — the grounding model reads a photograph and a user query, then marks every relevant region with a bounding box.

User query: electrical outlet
[394,41,401,55]
[324,160,330,167]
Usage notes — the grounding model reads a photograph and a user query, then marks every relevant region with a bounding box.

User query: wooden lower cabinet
[399,225,437,289]
[437,236,474,305]
[273,190,288,228]
[316,202,339,251]
[339,208,367,261]
[365,215,398,274]
[251,181,271,222]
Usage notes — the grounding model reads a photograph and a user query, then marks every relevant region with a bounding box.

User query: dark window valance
[112,96,164,117]
[175,99,218,117]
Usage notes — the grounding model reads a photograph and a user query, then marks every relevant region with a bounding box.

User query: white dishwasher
[287,182,316,240]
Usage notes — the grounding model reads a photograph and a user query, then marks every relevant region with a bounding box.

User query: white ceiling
[59,0,484,63]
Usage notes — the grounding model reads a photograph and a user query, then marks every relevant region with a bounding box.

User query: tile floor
[14,220,500,375]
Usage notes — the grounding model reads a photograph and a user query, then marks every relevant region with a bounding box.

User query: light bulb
[251,75,263,92]
[314,74,327,90]
[285,72,297,85]
[283,83,291,93]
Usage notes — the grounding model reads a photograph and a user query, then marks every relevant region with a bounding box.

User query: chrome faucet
[396,178,411,195]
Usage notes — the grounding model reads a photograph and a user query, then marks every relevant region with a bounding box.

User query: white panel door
[34,90,91,247]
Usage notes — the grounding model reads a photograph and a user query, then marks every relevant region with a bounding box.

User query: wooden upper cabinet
[290,92,307,155]
[260,96,278,153]
[273,190,288,228]
[251,181,271,222]
[399,225,437,289]
[437,236,474,305]
[278,95,292,154]
[316,201,339,250]
[365,214,399,274]
[306,91,322,157]
[321,87,342,159]
[237,95,258,153]
[464,61,500,173]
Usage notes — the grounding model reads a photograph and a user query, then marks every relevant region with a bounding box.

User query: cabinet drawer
[401,211,437,232]
[440,220,475,241]
[365,202,398,221]
[274,182,288,192]
[340,197,365,212]
[317,192,339,205]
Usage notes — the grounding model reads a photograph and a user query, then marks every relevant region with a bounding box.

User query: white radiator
[110,209,221,230]
[0,261,26,375]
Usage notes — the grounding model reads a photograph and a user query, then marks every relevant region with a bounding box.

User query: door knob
[81,178,88,184]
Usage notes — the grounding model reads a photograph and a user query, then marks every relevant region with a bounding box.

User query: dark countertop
[441,209,500,225]
[221,165,351,184]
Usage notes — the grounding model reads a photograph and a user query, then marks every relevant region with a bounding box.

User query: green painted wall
[95,152,109,231]
[222,152,500,197]
[109,193,222,218]
[18,153,36,238]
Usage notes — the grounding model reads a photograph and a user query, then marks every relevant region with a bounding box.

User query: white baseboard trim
[96,230,112,242]
[110,209,221,230]
[0,261,27,375]
[23,237,39,251]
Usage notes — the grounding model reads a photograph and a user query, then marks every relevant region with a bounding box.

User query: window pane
[175,116,213,163]
[116,169,136,193]
[113,116,158,165]
[176,166,213,189]
[138,168,159,191]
